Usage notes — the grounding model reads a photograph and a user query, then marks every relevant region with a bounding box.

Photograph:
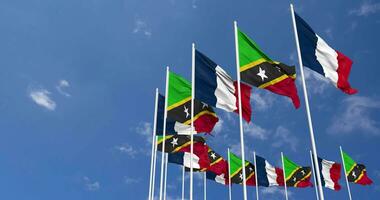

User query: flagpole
[182,165,185,200]
[190,42,196,200]
[281,152,288,200]
[233,20,248,200]
[253,151,259,200]
[148,88,159,200]
[228,148,232,200]
[289,4,325,200]
[163,153,168,200]
[340,146,353,200]
[151,135,158,200]
[204,172,207,200]
[309,150,320,200]
[159,66,170,200]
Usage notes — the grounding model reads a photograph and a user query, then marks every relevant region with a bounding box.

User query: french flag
[255,155,284,187]
[195,50,252,122]
[206,171,227,185]
[317,157,342,191]
[295,12,357,95]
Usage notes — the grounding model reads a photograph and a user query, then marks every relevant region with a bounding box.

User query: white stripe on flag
[174,122,196,135]
[321,159,336,190]
[215,66,237,112]
[315,34,339,86]
[265,160,279,186]
[183,152,201,169]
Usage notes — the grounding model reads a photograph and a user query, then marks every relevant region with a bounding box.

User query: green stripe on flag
[283,155,300,180]
[342,151,357,174]
[168,72,191,109]
[229,152,249,177]
[238,28,273,71]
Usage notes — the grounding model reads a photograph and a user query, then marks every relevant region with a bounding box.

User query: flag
[317,157,342,190]
[283,155,312,187]
[195,49,252,122]
[190,146,229,175]
[168,72,219,133]
[156,94,196,135]
[156,135,205,153]
[237,28,300,108]
[168,151,208,169]
[294,12,357,95]
[206,171,227,185]
[255,155,284,187]
[342,151,373,185]
[229,152,255,186]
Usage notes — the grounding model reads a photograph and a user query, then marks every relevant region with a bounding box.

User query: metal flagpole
[253,151,259,200]
[163,153,168,200]
[159,67,170,200]
[204,172,207,200]
[228,148,232,200]
[151,135,158,200]
[190,43,195,200]
[148,89,159,200]
[309,150,320,200]
[281,152,288,200]
[289,4,325,200]
[340,146,353,200]
[233,20,248,200]
[182,165,185,200]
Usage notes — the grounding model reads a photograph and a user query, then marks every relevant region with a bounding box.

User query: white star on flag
[210,152,217,160]
[171,137,178,147]
[257,67,268,81]
[239,173,243,180]
[184,105,190,118]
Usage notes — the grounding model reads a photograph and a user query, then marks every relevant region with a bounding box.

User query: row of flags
[148,5,370,200]
[156,134,373,190]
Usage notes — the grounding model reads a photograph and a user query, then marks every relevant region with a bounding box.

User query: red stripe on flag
[233,81,252,122]
[330,163,342,191]
[275,168,285,186]
[265,77,300,109]
[336,51,358,95]
[194,114,219,133]
[180,142,210,169]
[356,171,373,186]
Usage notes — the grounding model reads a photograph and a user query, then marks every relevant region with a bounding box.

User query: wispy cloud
[272,126,298,152]
[244,123,269,140]
[133,19,152,37]
[191,0,198,9]
[328,96,380,135]
[29,88,56,111]
[136,122,153,143]
[251,90,276,111]
[83,176,100,191]
[124,177,141,184]
[349,1,380,16]
[261,187,292,197]
[56,79,71,97]
[213,119,224,135]
[300,67,330,95]
[114,143,138,158]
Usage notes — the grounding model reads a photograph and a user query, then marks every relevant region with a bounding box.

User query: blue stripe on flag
[195,50,218,107]
[256,155,270,187]
[168,152,185,165]
[317,157,326,187]
[295,12,325,75]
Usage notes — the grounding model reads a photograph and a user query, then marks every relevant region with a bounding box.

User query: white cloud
[328,96,380,135]
[350,1,380,16]
[133,19,152,37]
[244,123,269,140]
[272,126,298,152]
[212,119,224,135]
[324,28,333,39]
[83,176,100,191]
[56,79,71,97]
[29,88,56,111]
[115,143,138,158]
[251,90,276,111]
[136,122,153,143]
[300,67,330,95]
[124,177,141,184]
[191,0,197,9]
[261,187,292,197]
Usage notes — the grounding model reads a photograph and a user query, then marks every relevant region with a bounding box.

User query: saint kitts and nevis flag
[156,135,205,153]
[167,71,219,133]
[194,49,252,122]
[283,155,312,187]
[294,13,357,95]
[237,28,301,108]
[229,152,255,186]
[342,151,373,185]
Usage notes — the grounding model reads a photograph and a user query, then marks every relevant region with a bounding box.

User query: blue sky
[0,0,379,199]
